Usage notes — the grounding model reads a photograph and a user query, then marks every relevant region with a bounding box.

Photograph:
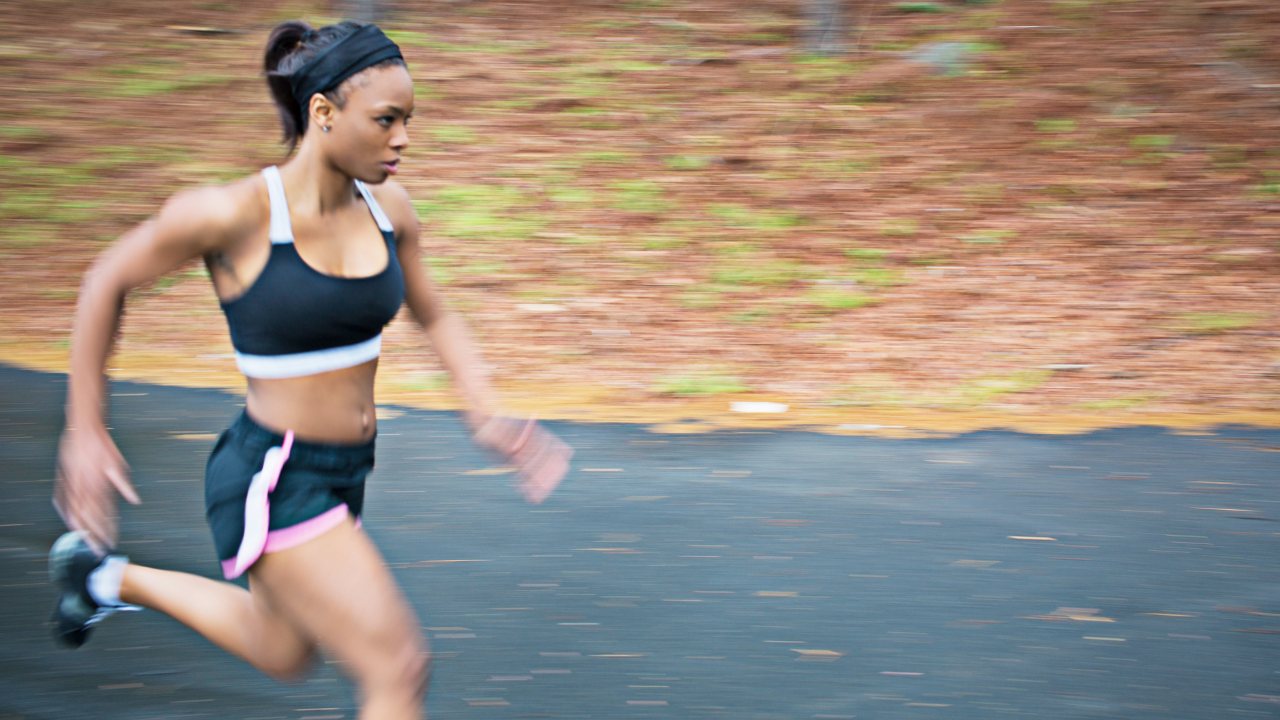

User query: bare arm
[59,184,256,550]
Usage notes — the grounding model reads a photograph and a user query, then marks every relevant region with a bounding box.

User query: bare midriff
[244,359,379,444]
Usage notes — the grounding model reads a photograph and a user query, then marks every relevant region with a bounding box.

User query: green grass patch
[728,307,774,324]
[548,186,597,206]
[426,126,478,145]
[98,63,231,98]
[894,2,948,12]
[960,229,1015,245]
[396,373,450,393]
[1130,134,1176,162]
[808,288,878,311]
[1132,135,1174,150]
[605,59,666,73]
[1172,312,1263,334]
[654,371,748,396]
[945,369,1051,407]
[579,151,633,166]
[1250,172,1280,197]
[1035,119,1077,133]
[664,155,712,171]
[422,256,455,284]
[0,125,50,142]
[677,286,724,309]
[710,241,759,257]
[707,203,803,231]
[611,180,671,214]
[851,267,904,287]
[844,247,888,264]
[712,259,806,287]
[416,185,545,241]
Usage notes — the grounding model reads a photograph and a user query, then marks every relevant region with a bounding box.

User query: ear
[308,93,336,132]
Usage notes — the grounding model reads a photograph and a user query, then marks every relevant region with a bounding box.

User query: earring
[322,125,330,133]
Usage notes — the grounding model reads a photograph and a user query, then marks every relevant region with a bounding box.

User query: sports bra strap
[261,167,393,241]
[354,180,395,234]
[261,166,294,244]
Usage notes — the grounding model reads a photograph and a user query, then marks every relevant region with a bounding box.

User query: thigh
[249,517,426,681]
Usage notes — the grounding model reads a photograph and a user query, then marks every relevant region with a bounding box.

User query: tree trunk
[803,0,845,56]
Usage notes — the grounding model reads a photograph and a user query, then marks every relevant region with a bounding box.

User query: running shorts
[205,411,374,579]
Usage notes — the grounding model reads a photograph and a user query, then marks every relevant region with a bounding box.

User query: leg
[251,516,429,720]
[120,564,316,680]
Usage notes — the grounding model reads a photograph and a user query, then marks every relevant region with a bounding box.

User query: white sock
[87,555,129,607]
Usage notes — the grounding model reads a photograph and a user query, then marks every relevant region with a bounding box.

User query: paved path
[1,364,1278,720]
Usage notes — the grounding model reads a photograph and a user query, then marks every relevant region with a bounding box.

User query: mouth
[381,159,399,175]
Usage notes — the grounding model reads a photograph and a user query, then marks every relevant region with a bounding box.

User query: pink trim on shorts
[264,503,351,553]
[220,505,353,579]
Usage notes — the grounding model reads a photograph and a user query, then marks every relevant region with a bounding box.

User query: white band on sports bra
[234,334,383,380]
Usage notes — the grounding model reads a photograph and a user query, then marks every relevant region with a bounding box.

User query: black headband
[289,24,404,112]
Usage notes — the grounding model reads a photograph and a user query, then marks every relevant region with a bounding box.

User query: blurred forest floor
[1,0,1278,434]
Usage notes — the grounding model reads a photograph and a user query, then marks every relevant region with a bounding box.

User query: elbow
[77,257,129,314]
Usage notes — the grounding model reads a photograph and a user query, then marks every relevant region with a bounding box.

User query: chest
[288,207,390,279]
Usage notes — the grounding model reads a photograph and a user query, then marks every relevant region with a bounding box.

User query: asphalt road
[1,364,1278,720]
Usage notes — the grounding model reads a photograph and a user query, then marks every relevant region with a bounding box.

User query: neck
[279,138,355,217]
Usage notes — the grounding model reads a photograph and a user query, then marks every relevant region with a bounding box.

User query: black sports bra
[219,166,406,379]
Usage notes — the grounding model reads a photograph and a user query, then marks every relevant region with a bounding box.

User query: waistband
[227,410,376,471]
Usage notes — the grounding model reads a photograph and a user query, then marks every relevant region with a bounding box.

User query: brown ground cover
[1,0,1278,433]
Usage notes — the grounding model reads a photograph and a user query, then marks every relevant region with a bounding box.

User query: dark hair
[263,20,406,153]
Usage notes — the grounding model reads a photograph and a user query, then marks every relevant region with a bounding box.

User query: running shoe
[48,531,127,648]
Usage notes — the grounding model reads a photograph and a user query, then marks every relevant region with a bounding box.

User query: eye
[377,116,395,127]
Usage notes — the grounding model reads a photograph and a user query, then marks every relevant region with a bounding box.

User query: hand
[54,424,140,555]
[471,415,572,505]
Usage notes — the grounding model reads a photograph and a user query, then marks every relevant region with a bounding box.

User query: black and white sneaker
[48,531,132,648]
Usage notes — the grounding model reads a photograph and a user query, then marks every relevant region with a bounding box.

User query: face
[310,63,415,184]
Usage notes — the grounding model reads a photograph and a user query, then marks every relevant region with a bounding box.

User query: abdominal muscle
[244,359,380,444]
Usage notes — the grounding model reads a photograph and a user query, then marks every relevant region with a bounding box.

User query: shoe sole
[49,530,88,587]
[48,531,94,649]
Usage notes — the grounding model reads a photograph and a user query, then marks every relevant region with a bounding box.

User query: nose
[391,121,409,151]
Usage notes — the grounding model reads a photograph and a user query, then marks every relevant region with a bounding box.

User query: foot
[48,531,128,648]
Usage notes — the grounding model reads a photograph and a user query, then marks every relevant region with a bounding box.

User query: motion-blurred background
[0,0,1277,430]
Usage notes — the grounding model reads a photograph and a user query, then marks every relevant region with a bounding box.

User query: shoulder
[365,179,418,235]
[154,174,267,251]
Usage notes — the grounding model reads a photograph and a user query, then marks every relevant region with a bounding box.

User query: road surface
[1,364,1278,719]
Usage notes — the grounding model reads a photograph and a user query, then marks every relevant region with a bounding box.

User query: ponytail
[263,20,313,153]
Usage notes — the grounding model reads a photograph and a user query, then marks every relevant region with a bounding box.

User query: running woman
[50,20,570,719]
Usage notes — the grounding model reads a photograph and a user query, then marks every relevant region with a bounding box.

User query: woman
[49,20,570,719]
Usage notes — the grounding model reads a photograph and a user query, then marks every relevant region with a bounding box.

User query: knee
[368,631,431,698]
[392,634,432,697]
[406,643,432,696]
